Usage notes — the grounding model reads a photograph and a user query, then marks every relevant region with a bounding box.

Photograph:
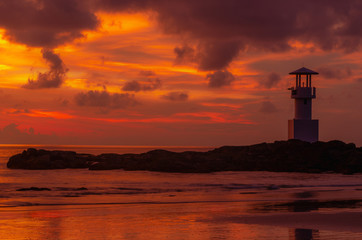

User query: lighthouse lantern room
[288,67,319,143]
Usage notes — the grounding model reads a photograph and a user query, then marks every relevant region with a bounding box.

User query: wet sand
[223,211,362,233]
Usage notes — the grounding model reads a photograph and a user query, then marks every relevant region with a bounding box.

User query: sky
[0,0,361,146]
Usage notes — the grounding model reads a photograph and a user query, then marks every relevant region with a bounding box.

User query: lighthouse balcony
[290,87,316,99]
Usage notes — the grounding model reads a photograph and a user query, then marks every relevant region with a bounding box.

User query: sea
[0,145,361,240]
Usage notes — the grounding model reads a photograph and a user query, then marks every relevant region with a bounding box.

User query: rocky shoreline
[7,140,362,174]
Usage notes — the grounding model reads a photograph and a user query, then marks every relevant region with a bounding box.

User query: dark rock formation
[7,140,362,174]
[7,148,95,169]
[16,187,51,191]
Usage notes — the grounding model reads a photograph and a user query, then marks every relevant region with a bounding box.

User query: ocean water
[0,145,361,240]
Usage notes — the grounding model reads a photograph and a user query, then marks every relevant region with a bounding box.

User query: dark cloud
[122,81,142,92]
[174,42,240,70]
[122,79,162,92]
[0,1,98,90]
[318,67,352,79]
[259,72,282,89]
[23,49,68,89]
[161,91,188,101]
[4,1,362,75]
[96,0,362,70]
[174,45,196,65]
[0,0,98,48]
[206,70,235,88]
[198,41,241,71]
[259,101,278,114]
[75,90,137,109]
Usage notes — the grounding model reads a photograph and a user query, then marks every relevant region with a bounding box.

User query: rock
[7,140,362,174]
[16,187,51,191]
[7,148,93,169]
[266,184,280,190]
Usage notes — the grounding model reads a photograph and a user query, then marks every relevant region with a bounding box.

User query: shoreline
[7,139,362,174]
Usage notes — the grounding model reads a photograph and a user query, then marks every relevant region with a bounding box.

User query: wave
[188,182,362,190]
[0,199,268,208]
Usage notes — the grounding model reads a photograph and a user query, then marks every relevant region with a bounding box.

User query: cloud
[206,70,235,88]
[174,45,196,65]
[259,101,278,114]
[122,81,142,92]
[0,1,98,89]
[174,42,240,71]
[122,79,162,92]
[161,91,189,101]
[259,72,282,89]
[3,1,362,73]
[0,0,98,48]
[318,67,353,80]
[0,123,84,144]
[96,0,362,70]
[0,123,58,144]
[198,41,241,71]
[23,49,68,89]
[74,90,137,109]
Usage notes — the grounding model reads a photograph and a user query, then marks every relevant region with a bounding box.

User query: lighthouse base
[288,119,319,143]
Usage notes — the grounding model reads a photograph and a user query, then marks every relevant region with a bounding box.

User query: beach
[222,211,362,233]
[0,145,361,239]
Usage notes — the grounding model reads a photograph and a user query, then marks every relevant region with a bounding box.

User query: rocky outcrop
[7,148,95,169]
[7,140,362,174]
[16,187,51,191]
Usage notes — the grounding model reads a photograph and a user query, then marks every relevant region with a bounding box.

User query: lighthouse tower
[288,67,319,142]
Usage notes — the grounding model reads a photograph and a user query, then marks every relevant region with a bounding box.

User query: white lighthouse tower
[288,67,319,142]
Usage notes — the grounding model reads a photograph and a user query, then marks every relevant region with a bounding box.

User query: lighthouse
[288,67,319,142]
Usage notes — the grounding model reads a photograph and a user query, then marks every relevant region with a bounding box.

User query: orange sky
[0,1,361,146]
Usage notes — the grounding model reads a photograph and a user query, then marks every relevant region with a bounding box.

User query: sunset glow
[1,0,362,146]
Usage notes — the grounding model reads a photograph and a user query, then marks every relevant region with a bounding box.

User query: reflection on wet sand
[0,204,289,240]
[290,228,319,240]
[1,202,361,239]
[288,193,320,240]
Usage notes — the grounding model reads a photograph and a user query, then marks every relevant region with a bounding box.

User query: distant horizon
[1,138,361,148]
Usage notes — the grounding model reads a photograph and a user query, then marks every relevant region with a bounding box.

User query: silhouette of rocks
[7,140,362,174]
[7,148,95,169]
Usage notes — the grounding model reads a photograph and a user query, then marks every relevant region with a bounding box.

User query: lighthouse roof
[289,67,319,75]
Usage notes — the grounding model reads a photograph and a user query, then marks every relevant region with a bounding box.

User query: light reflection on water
[0,145,361,239]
